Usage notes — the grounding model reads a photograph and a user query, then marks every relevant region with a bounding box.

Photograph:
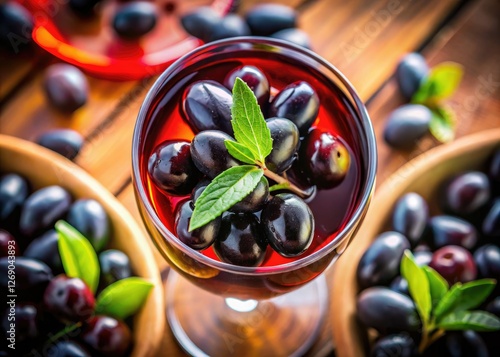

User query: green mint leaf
[401,250,431,325]
[231,77,272,163]
[434,279,496,322]
[411,62,464,105]
[189,165,263,231]
[430,106,456,143]
[437,311,500,332]
[96,277,154,319]
[55,220,100,293]
[224,140,258,164]
[423,266,449,309]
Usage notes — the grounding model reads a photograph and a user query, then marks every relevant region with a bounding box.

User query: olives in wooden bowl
[0,135,164,356]
[331,129,500,357]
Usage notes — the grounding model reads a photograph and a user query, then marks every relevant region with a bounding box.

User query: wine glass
[132,37,377,357]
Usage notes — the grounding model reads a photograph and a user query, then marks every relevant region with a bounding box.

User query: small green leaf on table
[437,310,500,332]
[189,165,264,231]
[411,62,464,105]
[55,220,100,294]
[96,277,154,320]
[230,77,272,164]
[430,106,456,143]
[423,266,449,309]
[401,250,431,325]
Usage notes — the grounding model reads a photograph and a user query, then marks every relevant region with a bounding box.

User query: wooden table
[1,0,499,355]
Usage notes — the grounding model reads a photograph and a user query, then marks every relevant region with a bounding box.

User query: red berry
[429,245,477,285]
[43,275,95,323]
[81,316,131,357]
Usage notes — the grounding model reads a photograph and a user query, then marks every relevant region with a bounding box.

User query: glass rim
[132,36,377,275]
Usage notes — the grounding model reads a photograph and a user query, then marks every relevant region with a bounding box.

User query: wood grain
[367,0,500,183]
[72,0,461,198]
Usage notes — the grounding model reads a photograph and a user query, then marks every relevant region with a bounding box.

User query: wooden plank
[301,0,461,99]
[367,0,500,183]
[0,53,42,102]
[76,0,461,195]
[0,65,137,141]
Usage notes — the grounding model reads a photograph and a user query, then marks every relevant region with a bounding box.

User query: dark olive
[24,230,63,275]
[357,287,420,333]
[356,231,410,290]
[19,186,72,238]
[245,4,296,36]
[383,104,431,149]
[0,173,29,225]
[392,192,428,246]
[175,200,220,251]
[183,80,234,135]
[0,2,33,53]
[429,215,478,250]
[230,176,269,213]
[180,6,220,43]
[261,193,314,257]
[270,28,311,49]
[0,257,53,301]
[43,64,89,113]
[443,171,491,215]
[395,53,429,99]
[36,129,84,161]
[67,199,110,252]
[112,2,158,39]
[265,117,300,173]
[209,14,251,42]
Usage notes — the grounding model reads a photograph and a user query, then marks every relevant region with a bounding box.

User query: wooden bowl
[331,129,500,357]
[0,134,165,357]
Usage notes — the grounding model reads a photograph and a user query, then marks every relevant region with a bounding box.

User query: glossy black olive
[36,129,84,161]
[181,6,221,43]
[265,117,300,173]
[392,192,428,246]
[0,257,53,301]
[190,130,241,179]
[43,64,89,113]
[148,140,201,196]
[269,81,320,135]
[395,53,429,99]
[19,186,72,238]
[370,333,416,357]
[112,2,158,39]
[429,215,478,250]
[383,104,431,149]
[0,3,33,53]
[214,213,267,267]
[209,14,250,42]
[474,245,500,280]
[230,176,269,213]
[261,193,314,257]
[245,4,297,36]
[443,171,491,215]
[183,80,234,135]
[99,249,132,288]
[224,65,270,108]
[67,199,110,252]
[0,173,29,225]
[24,230,63,275]
[357,287,420,333]
[175,200,220,251]
[356,231,410,289]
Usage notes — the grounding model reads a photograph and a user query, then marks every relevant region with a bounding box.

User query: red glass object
[20,0,235,80]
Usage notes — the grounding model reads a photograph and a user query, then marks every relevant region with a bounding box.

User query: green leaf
[96,277,154,319]
[437,311,500,332]
[429,106,456,143]
[434,279,496,322]
[434,283,462,320]
[423,266,449,309]
[55,220,100,293]
[231,77,272,163]
[411,62,464,104]
[401,250,431,325]
[224,140,258,164]
[189,165,263,231]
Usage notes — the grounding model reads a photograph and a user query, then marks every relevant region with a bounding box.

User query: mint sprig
[189,165,264,231]
[229,77,273,164]
[410,62,463,143]
[400,250,500,353]
[189,78,309,232]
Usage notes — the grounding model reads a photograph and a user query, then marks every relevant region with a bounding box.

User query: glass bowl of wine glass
[132,37,377,357]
